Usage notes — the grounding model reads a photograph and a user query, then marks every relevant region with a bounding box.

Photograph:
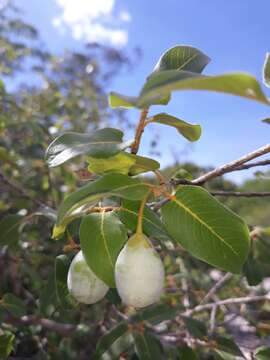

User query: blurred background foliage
[1,1,270,359]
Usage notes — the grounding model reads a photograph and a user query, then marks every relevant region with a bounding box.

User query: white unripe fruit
[67,250,109,304]
[115,234,164,308]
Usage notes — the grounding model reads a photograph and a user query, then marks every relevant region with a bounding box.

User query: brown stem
[182,294,270,316]
[131,108,149,154]
[192,143,270,185]
[5,314,77,337]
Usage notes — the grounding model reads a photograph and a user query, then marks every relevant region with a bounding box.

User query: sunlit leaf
[153,45,210,74]
[148,113,201,141]
[45,128,126,167]
[263,53,270,88]
[162,186,250,273]
[138,71,269,107]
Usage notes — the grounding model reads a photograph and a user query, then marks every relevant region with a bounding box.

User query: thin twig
[233,159,270,171]
[131,108,149,154]
[191,143,270,185]
[183,294,270,316]
[200,273,233,305]
[5,314,77,337]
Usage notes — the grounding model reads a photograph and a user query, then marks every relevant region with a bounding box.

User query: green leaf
[148,113,201,141]
[95,322,129,359]
[262,118,270,125]
[80,212,127,287]
[182,317,207,339]
[95,304,177,359]
[109,92,171,109]
[161,186,250,273]
[131,304,178,325]
[178,345,198,359]
[134,332,163,360]
[55,173,150,237]
[129,154,160,175]
[87,152,160,176]
[0,214,22,246]
[87,152,136,175]
[0,332,15,359]
[1,293,26,317]
[263,53,270,88]
[255,346,270,360]
[55,254,74,308]
[45,128,126,167]
[243,256,263,286]
[109,92,139,108]
[153,45,210,74]
[118,199,172,242]
[138,71,269,107]
[214,336,244,359]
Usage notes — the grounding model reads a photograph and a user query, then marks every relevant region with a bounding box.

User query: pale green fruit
[67,250,109,304]
[115,234,164,308]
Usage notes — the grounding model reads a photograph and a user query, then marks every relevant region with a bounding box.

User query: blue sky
[17,0,270,182]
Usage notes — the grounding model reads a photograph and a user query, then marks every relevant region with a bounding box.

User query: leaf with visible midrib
[162,186,250,273]
[138,70,269,107]
[45,128,125,167]
[148,113,201,142]
[80,212,127,287]
[118,199,172,242]
[55,173,150,234]
[134,331,163,360]
[153,45,210,74]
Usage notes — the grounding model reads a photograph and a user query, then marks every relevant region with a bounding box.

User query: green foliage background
[1,2,270,359]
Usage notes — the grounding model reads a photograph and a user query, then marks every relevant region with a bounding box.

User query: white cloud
[53,0,130,46]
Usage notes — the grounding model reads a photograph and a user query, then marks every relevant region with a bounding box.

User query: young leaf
[109,91,171,109]
[45,128,125,167]
[134,331,164,360]
[0,332,15,358]
[128,154,160,175]
[161,186,250,273]
[109,92,139,108]
[80,212,127,287]
[148,113,201,141]
[153,45,210,74]
[138,71,269,107]
[263,53,270,88]
[55,254,74,308]
[0,214,22,246]
[87,152,160,176]
[87,152,136,175]
[118,199,172,242]
[55,173,150,235]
